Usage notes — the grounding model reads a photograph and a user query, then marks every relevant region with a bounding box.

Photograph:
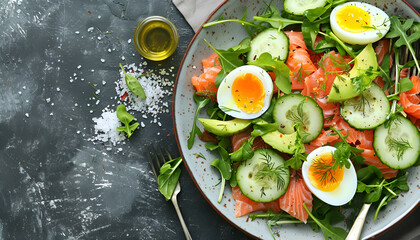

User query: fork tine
[161,142,173,161]
[155,143,167,165]
[151,144,163,169]
[145,144,158,180]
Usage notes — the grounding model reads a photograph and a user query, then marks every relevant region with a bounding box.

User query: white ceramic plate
[173,1,420,239]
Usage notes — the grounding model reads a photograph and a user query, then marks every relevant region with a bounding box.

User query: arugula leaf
[251,118,279,137]
[120,63,146,98]
[357,165,383,183]
[378,53,392,92]
[230,138,254,162]
[302,18,323,51]
[304,203,348,240]
[210,158,226,203]
[399,77,414,93]
[284,124,307,170]
[202,8,266,36]
[230,165,238,187]
[249,210,316,239]
[318,31,363,58]
[248,52,291,94]
[204,39,249,87]
[260,97,277,123]
[386,16,420,72]
[207,137,233,202]
[253,5,302,29]
[158,157,183,201]
[205,137,232,180]
[188,94,211,149]
[116,104,139,138]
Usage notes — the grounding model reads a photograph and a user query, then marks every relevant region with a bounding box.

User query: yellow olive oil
[134,16,179,61]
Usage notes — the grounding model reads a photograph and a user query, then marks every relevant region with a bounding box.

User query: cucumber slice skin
[237,148,290,203]
[247,28,289,63]
[373,115,420,169]
[340,83,390,130]
[273,94,324,143]
[283,0,328,15]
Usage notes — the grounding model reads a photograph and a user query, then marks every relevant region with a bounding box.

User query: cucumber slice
[373,115,420,169]
[237,148,290,202]
[247,28,289,62]
[340,83,390,130]
[284,0,328,15]
[273,94,323,143]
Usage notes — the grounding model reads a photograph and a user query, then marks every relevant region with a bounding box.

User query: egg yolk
[308,152,344,192]
[231,73,265,114]
[335,5,371,33]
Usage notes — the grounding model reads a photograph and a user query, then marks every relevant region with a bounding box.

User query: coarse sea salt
[90,109,125,146]
[114,63,173,120]
[90,61,174,149]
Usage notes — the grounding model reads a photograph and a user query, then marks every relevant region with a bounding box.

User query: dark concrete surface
[0,0,418,239]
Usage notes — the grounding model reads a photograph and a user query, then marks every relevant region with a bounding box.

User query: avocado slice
[198,118,252,136]
[327,44,378,102]
[261,130,304,154]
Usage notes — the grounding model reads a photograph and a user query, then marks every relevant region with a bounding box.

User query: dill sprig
[256,151,287,192]
[353,92,371,117]
[386,136,412,160]
[311,157,338,187]
[286,100,310,141]
[295,63,313,83]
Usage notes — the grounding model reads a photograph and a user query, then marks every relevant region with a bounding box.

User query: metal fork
[346,41,419,240]
[145,142,192,240]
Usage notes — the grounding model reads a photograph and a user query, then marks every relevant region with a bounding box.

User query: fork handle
[346,203,372,240]
[171,197,193,240]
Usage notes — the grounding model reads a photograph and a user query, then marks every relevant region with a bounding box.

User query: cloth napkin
[172,0,224,32]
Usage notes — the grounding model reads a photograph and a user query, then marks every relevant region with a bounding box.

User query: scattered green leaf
[120,63,146,98]
[116,104,139,138]
[158,157,183,201]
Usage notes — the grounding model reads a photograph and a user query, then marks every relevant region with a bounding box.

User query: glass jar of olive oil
[134,16,179,61]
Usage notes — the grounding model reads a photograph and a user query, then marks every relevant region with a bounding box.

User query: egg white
[302,146,357,206]
[330,2,390,45]
[217,65,273,119]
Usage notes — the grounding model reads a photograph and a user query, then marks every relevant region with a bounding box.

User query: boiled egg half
[302,146,357,206]
[217,65,273,119]
[330,2,390,45]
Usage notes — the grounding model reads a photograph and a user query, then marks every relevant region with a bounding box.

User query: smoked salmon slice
[335,118,374,149]
[287,48,317,90]
[305,129,340,154]
[285,31,307,50]
[232,186,282,217]
[302,51,351,98]
[191,53,222,97]
[202,52,221,71]
[191,67,220,96]
[285,31,317,90]
[359,148,398,179]
[278,171,313,223]
[399,75,420,119]
[231,128,271,152]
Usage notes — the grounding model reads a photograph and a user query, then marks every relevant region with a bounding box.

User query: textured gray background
[0,0,419,239]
